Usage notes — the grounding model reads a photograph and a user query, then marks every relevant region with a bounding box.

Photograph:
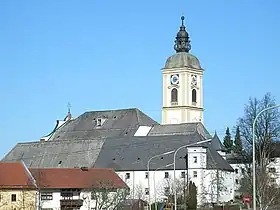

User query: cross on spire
[67,102,71,114]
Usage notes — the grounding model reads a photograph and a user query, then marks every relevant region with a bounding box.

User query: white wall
[161,67,204,125]
[201,169,234,203]
[230,163,247,192]
[117,169,234,206]
[39,189,124,210]
[117,147,235,206]
[267,157,280,185]
[230,158,280,190]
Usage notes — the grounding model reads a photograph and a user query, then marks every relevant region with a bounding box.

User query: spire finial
[67,102,71,114]
[174,16,191,53]
[181,16,185,26]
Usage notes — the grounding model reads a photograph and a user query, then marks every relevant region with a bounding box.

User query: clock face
[170,74,179,85]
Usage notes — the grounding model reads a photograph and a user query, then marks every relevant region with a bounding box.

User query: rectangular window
[234,169,238,174]
[193,171,197,178]
[41,192,53,200]
[181,171,186,178]
[145,188,149,195]
[241,168,245,174]
[11,194,16,202]
[61,190,74,199]
[145,172,149,179]
[125,173,130,179]
[193,156,197,163]
[235,179,239,184]
[164,172,169,178]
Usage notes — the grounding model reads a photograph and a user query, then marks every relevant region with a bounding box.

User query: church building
[2,16,237,206]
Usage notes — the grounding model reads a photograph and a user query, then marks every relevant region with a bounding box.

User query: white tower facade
[162,16,204,125]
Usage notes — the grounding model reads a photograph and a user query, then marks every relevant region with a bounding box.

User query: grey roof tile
[148,122,212,139]
[49,108,158,141]
[2,134,233,172]
[94,133,233,172]
[210,132,227,152]
[2,139,105,168]
[2,108,233,172]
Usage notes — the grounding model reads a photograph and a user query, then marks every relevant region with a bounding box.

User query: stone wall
[0,189,37,210]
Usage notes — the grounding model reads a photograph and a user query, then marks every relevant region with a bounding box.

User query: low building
[0,162,37,210]
[30,167,129,210]
[0,161,129,210]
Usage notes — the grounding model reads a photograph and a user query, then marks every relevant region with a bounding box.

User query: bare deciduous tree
[133,183,146,200]
[90,180,129,210]
[160,177,188,206]
[236,93,280,210]
[200,170,227,205]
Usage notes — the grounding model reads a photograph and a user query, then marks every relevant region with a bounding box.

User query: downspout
[216,169,219,204]
[133,171,135,199]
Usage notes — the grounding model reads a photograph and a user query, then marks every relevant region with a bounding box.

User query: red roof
[0,162,36,189]
[30,168,128,189]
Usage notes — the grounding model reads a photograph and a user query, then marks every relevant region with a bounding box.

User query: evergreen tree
[223,127,233,152]
[187,181,197,209]
[234,126,243,154]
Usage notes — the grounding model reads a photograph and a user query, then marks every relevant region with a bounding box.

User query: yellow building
[0,162,37,210]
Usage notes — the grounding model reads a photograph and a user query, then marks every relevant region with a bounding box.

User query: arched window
[192,89,197,103]
[171,88,178,102]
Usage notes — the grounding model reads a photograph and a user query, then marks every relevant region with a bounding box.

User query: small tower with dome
[162,16,204,124]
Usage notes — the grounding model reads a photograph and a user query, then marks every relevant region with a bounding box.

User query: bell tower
[161,16,204,125]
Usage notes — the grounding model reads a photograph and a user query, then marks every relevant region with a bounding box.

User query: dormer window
[97,118,102,126]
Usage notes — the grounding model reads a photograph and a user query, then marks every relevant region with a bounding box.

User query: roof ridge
[56,128,134,132]
[10,141,39,146]
[30,167,113,170]
[135,108,141,124]
[84,107,138,114]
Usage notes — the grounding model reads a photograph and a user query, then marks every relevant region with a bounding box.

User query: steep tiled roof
[2,139,104,168]
[148,122,212,139]
[48,108,159,141]
[30,168,128,189]
[226,153,247,164]
[0,162,35,189]
[2,134,233,172]
[1,108,233,172]
[210,132,227,152]
[94,133,233,172]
